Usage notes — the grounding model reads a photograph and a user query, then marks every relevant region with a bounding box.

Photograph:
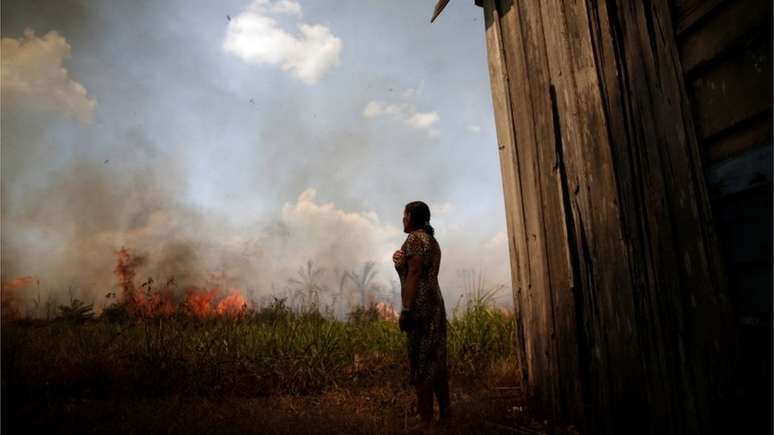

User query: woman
[393,201,450,429]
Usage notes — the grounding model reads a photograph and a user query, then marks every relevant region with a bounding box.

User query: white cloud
[223,0,341,84]
[1,28,97,123]
[407,111,439,129]
[363,100,439,133]
[270,0,302,16]
[467,125,481,133]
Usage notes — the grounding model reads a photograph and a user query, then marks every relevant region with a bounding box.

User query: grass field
[1,292,562,434]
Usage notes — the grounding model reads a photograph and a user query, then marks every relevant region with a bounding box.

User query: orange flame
[2,276,35,291]
[113,247,146,311]
[1,276,36,320]
[136,290,177,318]
[110,248,250,319]
[375,302,398,322]
[217,291,248,317]
[184,287,248,318]
[184,287,219,318]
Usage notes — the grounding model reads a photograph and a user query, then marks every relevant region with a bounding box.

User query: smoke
[1,147,508,314]
[0,129,406,313]
[1,0,512,317]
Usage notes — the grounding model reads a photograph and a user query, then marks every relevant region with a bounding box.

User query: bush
[57,299,95,323]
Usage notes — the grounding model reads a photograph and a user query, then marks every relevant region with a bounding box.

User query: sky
[1,0,511,314]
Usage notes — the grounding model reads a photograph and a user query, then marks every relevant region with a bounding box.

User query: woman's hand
[393,249,406,267]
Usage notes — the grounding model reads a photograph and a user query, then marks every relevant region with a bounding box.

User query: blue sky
[1,0,511,311]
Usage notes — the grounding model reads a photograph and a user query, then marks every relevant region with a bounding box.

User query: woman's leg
[415,382,434,423]
[434,373,451,419]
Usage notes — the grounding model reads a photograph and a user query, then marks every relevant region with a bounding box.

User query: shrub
[57,299,95,323]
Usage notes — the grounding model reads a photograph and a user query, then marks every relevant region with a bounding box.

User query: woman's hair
[404,201,435,236]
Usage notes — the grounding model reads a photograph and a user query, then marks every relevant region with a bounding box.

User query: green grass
[2,293,516,398]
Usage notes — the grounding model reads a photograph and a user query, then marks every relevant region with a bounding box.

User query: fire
[5,249,254,320]
[113,247,146,309]
[184,287,247,318]
[216,291,248,316]
[2,276,35,291]
[137,290,177,318]
[375,302,398,322]
[112,248,247,319]
[184,287,219,317]
[2,276,36,320]
[113,247,170,317]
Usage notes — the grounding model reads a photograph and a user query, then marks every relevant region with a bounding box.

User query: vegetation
[2,291,516,399]
[1,281,554,435]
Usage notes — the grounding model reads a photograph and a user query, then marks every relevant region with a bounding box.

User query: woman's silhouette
[393,201,450,429]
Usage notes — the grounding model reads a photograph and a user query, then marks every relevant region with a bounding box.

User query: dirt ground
[3,368,574,434]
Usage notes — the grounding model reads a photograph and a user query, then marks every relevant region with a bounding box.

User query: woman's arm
[401,254,423,309]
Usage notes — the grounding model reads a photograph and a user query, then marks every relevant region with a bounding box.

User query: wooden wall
[672,0,772,431]
[673,0,772,162]
[480,0,742,433]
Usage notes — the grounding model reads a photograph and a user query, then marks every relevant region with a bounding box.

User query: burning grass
[2,293,517,398]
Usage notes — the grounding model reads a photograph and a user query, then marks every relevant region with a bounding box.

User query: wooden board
[677,0,771,74]
[483,0,531,390]
[672,0,724,35]
[687,35,772,141]
[704,109,772,163]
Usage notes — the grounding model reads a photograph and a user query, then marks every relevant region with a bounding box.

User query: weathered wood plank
[687,36,772,140]
[591,1,690,432]
[704,110,772,163]
[537,1,606,431]
[543,1,654,432]
[583,1,671,431]
[483,0,531,389]
[672,0,725,36]
[627,5,728,434]
[496,0,558,413]
[507,0,586,424]
[677,0,771,74]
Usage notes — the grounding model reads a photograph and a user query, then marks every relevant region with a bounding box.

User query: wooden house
[435,0,771,433]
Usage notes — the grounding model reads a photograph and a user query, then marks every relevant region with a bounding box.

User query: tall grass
[449,287,515,378]
[2,293,515,398]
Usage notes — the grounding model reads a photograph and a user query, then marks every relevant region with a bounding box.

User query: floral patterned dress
[396,229,447,386]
